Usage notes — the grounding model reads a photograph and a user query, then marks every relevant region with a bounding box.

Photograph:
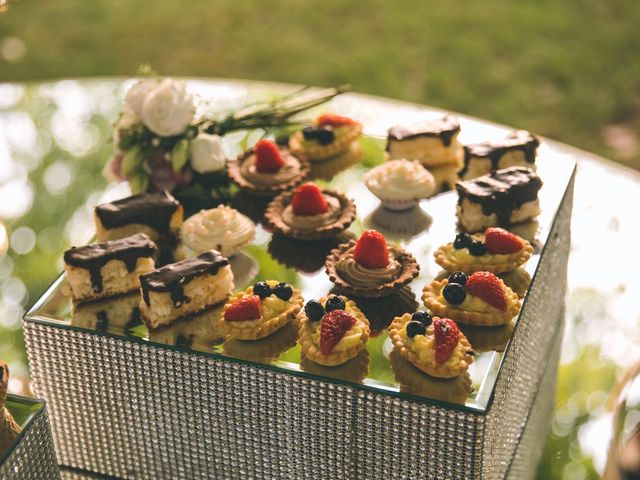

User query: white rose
[124,79,158,116]
[190,133,227,174]
[140,79,194,137]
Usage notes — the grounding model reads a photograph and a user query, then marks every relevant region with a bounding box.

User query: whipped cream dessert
[335,246,402,288]
[365,159,436,206]
[179,205,255,258]
[281,195,341,231]
[239,153,303,186]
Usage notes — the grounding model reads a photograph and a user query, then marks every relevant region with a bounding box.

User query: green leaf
[129,173,148,194]
[121,145,142,177]
[171,139,190,172]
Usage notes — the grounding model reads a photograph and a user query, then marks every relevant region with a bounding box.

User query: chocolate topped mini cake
[456,166,543,232]
[63,233,157,303]
[459,130,539,180]
[139,250,234,329]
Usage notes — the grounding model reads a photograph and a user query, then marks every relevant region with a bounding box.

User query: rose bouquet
[105,78,349,211]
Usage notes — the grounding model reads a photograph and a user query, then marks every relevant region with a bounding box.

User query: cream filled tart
[365,159,436,210]
[422,271,520,326]
[228,139,309,197]
[264,182,356,241]
[223,280,303,340]
[325,230,419,298]
[297,295,370,366]
[434,227,533,274]
[388,312,473,379]
[289,113,362,162]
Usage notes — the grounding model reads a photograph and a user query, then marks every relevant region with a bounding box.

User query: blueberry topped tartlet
[288,113,362,163]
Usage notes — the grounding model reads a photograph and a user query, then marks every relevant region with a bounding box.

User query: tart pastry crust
[434,239,533,274]
[289,123,362,162]
[300,349,370,384]
[422,278,520,326]
[223,319,298,362]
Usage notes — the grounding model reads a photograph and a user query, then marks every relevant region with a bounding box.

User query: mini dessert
[422,271,520,326]
[289,113,363,162]
[139,250,234,329]
[365,205,432,240]
[300,349,370,384]
[71,292,141,333]
[386,115,464,168]
[94,191,183,246]
[223,320,298,363]
[178,205,255,259]
[264,182,356,240]
[223,280,303,340]
[388,312,473,379]
[325,230,419,298]
[459,130,539,180]
[430,162,465,194]
[297,295,370,366]
[268,232,355,274]
[348,286,418,335]
[228,139,310,197]
[63,233,157,303]
[0,361,21,453]
[364,159,436,210]
[148,304,226,350]
[434,228,533,274]
[456,166,543,232]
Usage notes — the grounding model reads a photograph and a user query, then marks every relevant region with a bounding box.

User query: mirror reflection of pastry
[223,320,298,364]
[268,232,355,274]
[364,205,432,241]
[228,251,259,289]
[148,304,226,351]
[341,286,418,335]
[458,321,515,353]
[300,349,369,384]
[71,292,141,334]
[230,190,272,224]
[0,361,21,453]
[498,268,532,299]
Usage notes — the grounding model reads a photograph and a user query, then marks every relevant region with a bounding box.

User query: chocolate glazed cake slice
[63,233,158,303]
[139,250,234,329]
[455,166,543,233]
[0,361,21,453]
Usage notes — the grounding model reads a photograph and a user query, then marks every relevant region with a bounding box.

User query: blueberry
[315,126,335,145]
[411,311,433,327]
[304,300,325,322]
[273,282,293,301]
[325,295,346,312]
[406,321,426,338]
[453,233,472,249]
[302,126,318,141]
[443,283,467,305]
[447,271,468,286]
[468,240,488,256]
[253,281,271,299]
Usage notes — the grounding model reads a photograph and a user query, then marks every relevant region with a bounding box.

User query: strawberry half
[465,272,508,311]
[434,317,460,364]
[291,182,328,216]
[316,113,355,127]
[254,139,285,173]
[484,227,523,254]
[224,295,262,322]
[319,309,356,355]
[353,230,389,269]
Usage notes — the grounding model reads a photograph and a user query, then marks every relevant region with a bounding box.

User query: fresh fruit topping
[273,282,293,301]
[484,227,523,254]
[406,320,426,338]
[447,271,468,286]
[434,317,460,364]
[453,233,472,249]
[316,113,355,127]
[465,272,508,311]
[254,139,285,173]
[353,230,389,269]
[320,310,356,355]
[291,182,329,216]
[302,126,335,145]
[468,240,488,256]
[325,295,346,312]
[411,311,433,327]
[253,281,271,299]
[304,299,325,322]
[443,282,467,305]
[224,295,262,322]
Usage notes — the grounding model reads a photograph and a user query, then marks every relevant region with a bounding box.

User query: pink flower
[149,160,193,192]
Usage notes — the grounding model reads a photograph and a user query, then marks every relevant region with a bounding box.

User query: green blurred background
[1,1,639,478]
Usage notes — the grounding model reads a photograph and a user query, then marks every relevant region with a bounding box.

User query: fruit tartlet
[434,228,533,274]
[264,182,356,241]
[223,280,303,340]
[422,271,520,326]
[364,159,436,210]
[228,139,310,197]
[388,312,473,379]
[297,295,370,366]
[289,113,362,163]
[325,230,419,298]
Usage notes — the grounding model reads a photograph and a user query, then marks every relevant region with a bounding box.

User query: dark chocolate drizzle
[64,233,157,293]
[456,166,543,227]
[94,191,180,233]
[96,311,109,332]
[386,114,461,149]
[140,250,229,307]
[459,130,539,177]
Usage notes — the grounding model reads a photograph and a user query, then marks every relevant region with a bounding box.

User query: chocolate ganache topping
[64,233,157,293]
[456,166,543,225]
[140,250,229,307]
[387,115,460,148]
[459,130,539,177]
[95,191,180,233]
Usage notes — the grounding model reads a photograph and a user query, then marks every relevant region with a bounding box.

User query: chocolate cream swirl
[335,246,402,288]
[240,153,303,186]
[282,195,341,231]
